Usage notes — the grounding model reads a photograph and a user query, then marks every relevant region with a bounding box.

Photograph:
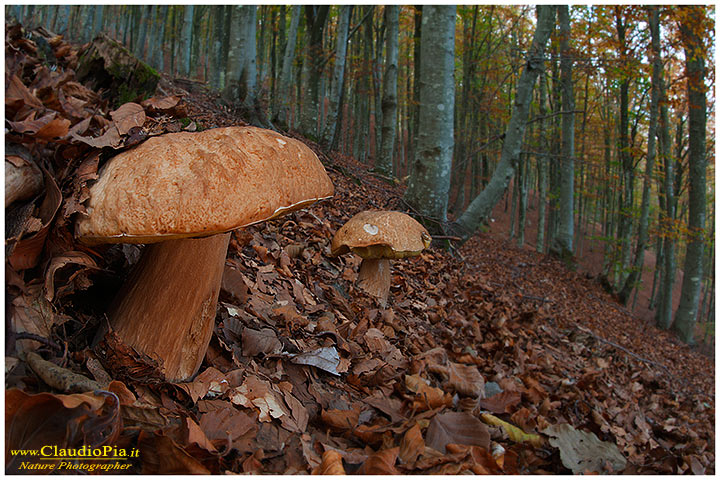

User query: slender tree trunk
[134,5,150,61]
[403,5,456,232]
[222,5,258,115]
[275,6,301,128]
[320,6,352,148]
[408,6,423,173]
[536,65,549,253]
[618,6,661,305]
[376,5,400,177]
[179,5,194,77]
[56,5,70,36]
[615,7,634,287]
[210,6,225,89]
[656,78,676,330]
[673,6,708,344]
[452,6,557,242]
[551,5,576,257]
[299,6,330,139]
[93,5,104,34]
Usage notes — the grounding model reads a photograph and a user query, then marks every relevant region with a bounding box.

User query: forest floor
[485,189,711,354]
[5,25,715,474]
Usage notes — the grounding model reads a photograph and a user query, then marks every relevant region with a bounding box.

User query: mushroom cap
[76,126,334,245]
[330,210,431,259]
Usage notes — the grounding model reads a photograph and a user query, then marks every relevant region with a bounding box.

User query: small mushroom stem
[356,258,391,307]
[106,233,230,381]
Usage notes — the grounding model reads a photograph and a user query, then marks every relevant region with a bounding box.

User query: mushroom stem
[356,257,391,307]
[107,233,230,381]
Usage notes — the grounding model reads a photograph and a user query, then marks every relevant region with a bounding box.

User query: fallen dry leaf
[399,423,425,465]
[290,346,340,376]
[312,449,346,474]
[481,413,544,448]
[356,447,400,475]
[425,411,491,454]
[110,102,146,135]
[26,351,101,393]
[542,423,627,473]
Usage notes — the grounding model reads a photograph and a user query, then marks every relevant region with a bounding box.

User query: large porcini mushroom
[77,126,334,381]
[330,210,431,306]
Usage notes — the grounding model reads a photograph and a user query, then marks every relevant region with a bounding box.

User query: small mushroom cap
[76,126,334,245]
[330,210,431,259]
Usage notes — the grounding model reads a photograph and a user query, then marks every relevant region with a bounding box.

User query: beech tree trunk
[179,5,194,77]
[673,6,708,344]
[320,5,352,147]
[618,6,661,305]
[403,5,456,232]
[376,5,399,177]
[536,64,549,253]
[550,5,575,257]
[275,5,301,128]
[452,6,556,242]
[299,6,330,139]
[222,5,258,120]
[655,75,676,330]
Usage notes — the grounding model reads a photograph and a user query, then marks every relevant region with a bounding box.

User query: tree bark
[299,6,330,139]
[673,6,708,344]
[275,6,301,128]
[536,64,549,253]
[403,5,456,232]
[655,73,676,330]
[618,6,661,305]
[550,5,575,257]
[179,5,194,77]
[376,5,399,177]
[320,6,352,147]
[615,7,634,287]
[452,6,556,242]
[222,6,259,121]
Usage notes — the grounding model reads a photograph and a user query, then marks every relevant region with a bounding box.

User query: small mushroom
[330,210,431,306]
[77,126,333,381]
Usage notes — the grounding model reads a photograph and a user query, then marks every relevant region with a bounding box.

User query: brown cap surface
[331,210,431,259]
[76,126,334,244]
